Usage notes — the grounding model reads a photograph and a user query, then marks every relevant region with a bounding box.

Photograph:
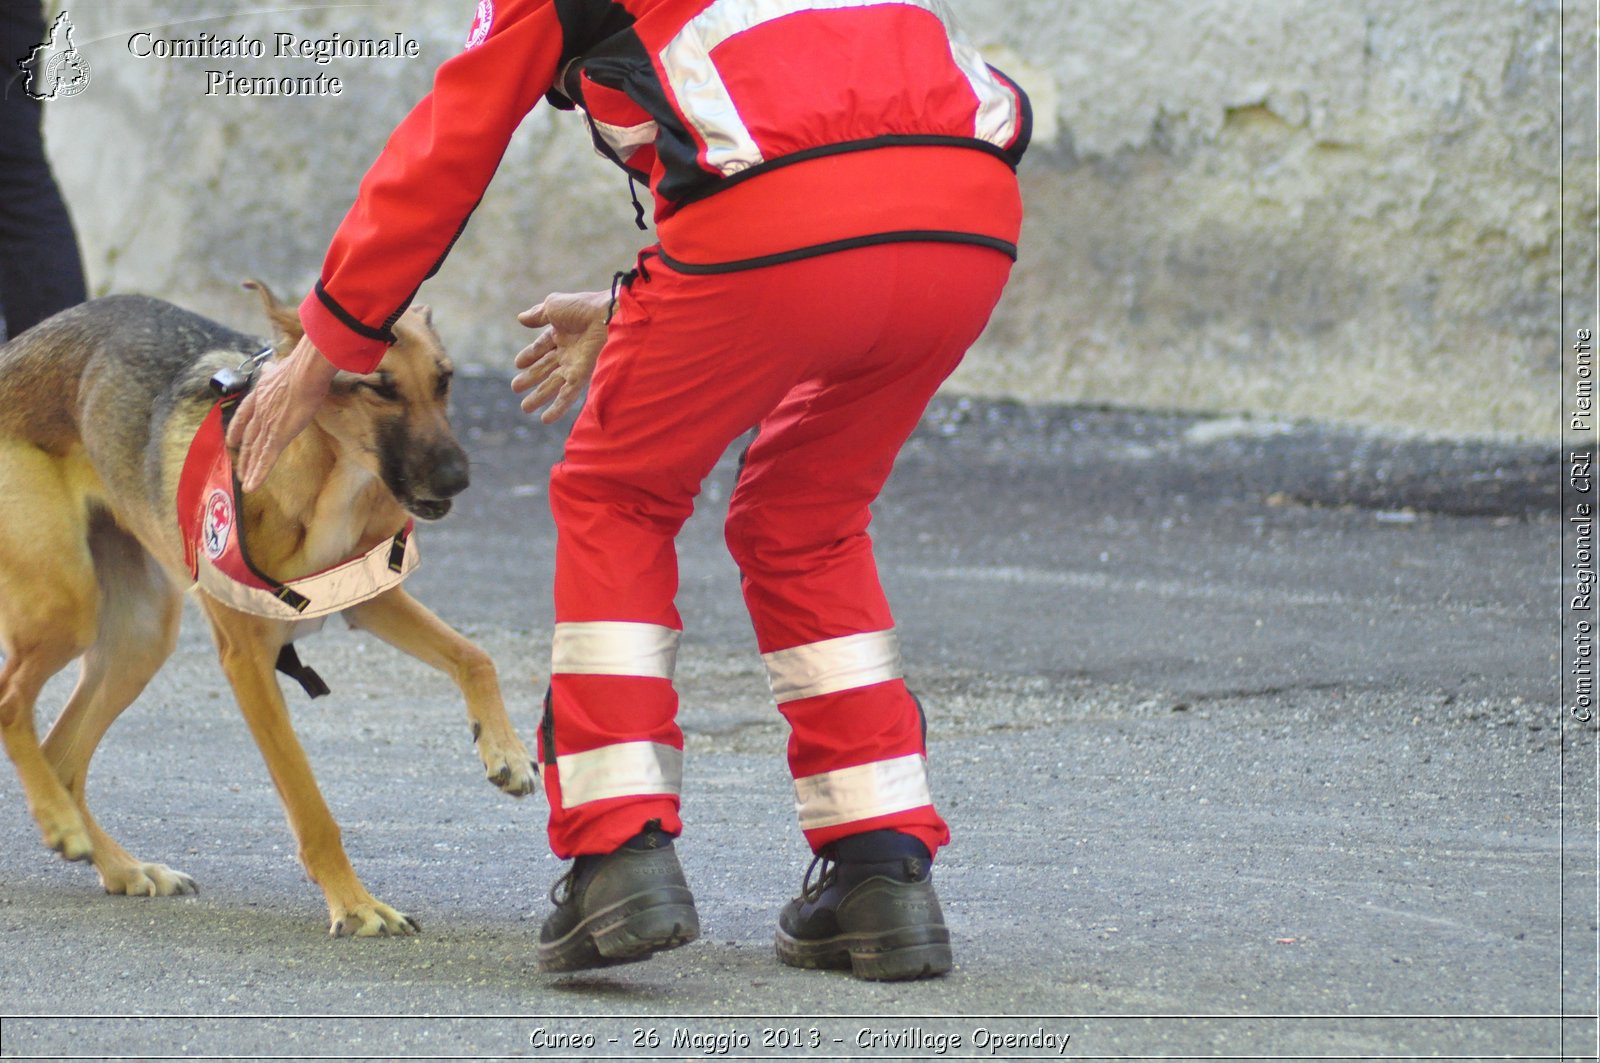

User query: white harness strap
[193,531,419,621]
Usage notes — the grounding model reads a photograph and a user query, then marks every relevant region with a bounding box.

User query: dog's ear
[242,278,305,351]
[410,303,434,326]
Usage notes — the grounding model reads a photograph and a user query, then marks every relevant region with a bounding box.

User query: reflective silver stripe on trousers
[551,621,679,679]
[555,741,684,808]
[658,0,1020,176]
[793,753,931,830]
[761,629,901,704]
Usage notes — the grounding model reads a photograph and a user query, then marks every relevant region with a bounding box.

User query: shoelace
[799,852,839,904]
[549,824,664,907]
[549,863,581,908]
[799,851,926,904]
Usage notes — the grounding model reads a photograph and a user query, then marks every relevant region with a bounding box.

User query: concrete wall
[37,0,1591,438]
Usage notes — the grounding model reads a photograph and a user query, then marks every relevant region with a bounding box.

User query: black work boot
[538,820,699,972]
[775,829,951,981]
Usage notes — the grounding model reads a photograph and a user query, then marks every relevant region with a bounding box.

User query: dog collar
[175,393,419,623]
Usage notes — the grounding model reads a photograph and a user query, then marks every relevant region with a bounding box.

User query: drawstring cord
[607,173,652,320]
[607,270,629,323]
[607,248,658,323]
[627,175,648,231]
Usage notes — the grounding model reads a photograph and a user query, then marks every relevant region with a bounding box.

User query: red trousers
[538,240,1013,858]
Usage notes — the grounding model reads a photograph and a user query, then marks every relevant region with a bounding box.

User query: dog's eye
[435,371,453,399]
[359,379,402,402]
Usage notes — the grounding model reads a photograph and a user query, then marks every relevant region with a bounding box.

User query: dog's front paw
[329,897,421,938]
[101,861,198,897]
[473,725,538,797]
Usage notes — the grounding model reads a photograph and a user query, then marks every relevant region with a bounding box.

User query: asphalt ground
[0,376,1590,1062]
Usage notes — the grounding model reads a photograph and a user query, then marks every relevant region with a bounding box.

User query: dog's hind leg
[198,594,419,937]
[0,646,93,862]
[345,587,537,797]
[42,517,194,896]
[0,443,99,863]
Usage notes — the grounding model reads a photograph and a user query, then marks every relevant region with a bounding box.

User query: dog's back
[0,295,252,440]
[0,296,262,556]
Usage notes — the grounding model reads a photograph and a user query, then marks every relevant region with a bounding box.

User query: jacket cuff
[298,285,391,375]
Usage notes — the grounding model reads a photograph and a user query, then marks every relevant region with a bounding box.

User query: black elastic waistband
[655,230,1017,275]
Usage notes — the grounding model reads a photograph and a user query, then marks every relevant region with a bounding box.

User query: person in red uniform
[229,0,1029,980]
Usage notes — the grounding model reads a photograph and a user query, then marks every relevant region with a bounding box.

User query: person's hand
[511,290,611,424]
[227,333,341,492]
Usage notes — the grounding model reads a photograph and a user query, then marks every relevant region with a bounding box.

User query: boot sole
[539,886,699,972]
[775,924,952,981]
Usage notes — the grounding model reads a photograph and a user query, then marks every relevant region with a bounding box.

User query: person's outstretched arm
[230,0,566,490]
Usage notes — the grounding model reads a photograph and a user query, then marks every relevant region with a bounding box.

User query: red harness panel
[175,399,418,620]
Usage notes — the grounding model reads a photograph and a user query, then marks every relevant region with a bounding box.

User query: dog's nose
[426,446,470,499]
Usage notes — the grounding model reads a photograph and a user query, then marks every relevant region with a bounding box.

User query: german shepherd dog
[0,284,536,936]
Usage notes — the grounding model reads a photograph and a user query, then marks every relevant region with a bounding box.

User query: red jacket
[301,0,1032,372]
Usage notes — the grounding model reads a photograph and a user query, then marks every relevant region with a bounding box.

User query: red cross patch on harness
[202,488,233,560]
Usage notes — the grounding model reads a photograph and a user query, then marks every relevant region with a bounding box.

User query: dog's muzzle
[402,446,469,521]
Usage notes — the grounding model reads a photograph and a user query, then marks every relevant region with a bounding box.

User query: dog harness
[175,351,421,693]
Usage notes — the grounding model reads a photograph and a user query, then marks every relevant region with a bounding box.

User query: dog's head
[245,280,470,521]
